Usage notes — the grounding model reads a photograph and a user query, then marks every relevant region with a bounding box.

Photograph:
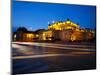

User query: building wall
[71,31,84,41]
[48,20,79,31]
[13,29,95,42]
[14,32,38,42]
[39,30,53,41]
[59,30,73,41]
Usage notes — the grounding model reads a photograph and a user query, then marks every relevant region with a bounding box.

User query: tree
[17,27,27,32]
[67,18,70,21]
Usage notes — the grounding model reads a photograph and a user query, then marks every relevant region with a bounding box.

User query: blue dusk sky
[12,0,96,32]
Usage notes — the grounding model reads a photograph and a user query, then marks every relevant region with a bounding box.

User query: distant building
[48,19,80,31]
[47,19,81,41]
[39,30,53,41]
[13,27,39,42]
[47,19,95,41]
[13,19,95,42]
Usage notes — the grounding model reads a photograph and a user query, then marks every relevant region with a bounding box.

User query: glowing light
[43,33,46,40]
[66,26,72,29]
[52,20,55,23]
[42,31,53,40]
[27,34,34,38]
[36,34,39,37]
[14,34,16,38]
[66,20,71,24]
[48,38,52,40]
[48,20,79,30]
[71,35,76,41]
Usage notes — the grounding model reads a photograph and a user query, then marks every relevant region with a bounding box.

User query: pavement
[12,42,96,74]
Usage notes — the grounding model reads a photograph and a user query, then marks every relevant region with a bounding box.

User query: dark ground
[12,42,96,75]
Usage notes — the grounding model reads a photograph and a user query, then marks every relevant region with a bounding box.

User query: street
[12,42,96,74]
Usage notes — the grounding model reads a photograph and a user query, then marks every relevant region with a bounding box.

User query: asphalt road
[12,42,96,74]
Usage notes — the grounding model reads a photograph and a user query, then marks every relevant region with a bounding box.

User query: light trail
[12,42,95,60]
[12,54,73,59]
[12,42,95,48]
[12,52,95,60]
[12,42,95,51]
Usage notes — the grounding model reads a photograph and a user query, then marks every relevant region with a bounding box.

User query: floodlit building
[47,19,81,41]
[48,19,80,31]
[39,30,60,41]
[59,29,73,41]
[47,19,95,41]
[14,31,39,42]
[13,19,95,42]
[13,27,39,42]
[71,31,84,41]
[39,30,53,41]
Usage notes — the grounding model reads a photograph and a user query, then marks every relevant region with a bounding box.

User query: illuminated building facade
[47,19,81,41]
[44,19,95,41]
[13,19,95,42]
[13,27,39,42]
[41,30,53,40]
[48,19,80,31]
[59,29,73,41]
[39,30,60,41]
[14,32,39,42]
